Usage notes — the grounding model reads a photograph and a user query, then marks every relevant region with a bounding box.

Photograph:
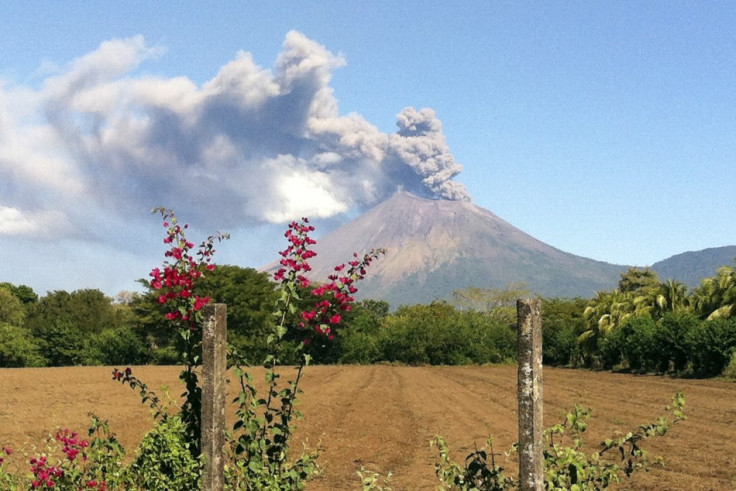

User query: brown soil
[1,365,734,490]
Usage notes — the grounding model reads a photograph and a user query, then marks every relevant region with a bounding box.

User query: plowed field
[1,365,735,489]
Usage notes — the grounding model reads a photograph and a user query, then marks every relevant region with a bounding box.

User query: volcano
[303,192,628,307]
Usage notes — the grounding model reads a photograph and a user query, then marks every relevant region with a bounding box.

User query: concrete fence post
[202,303,227,491]
[517,298,543,491]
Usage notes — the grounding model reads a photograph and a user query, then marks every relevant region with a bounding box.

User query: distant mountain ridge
[303,192,629,306]
[651,246,736,289]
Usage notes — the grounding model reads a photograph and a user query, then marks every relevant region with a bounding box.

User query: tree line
[2,259,735,377]
[542,262,736,377]
[0,266,517,368]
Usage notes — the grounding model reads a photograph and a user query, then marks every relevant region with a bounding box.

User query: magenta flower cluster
[22,429,107,490]
[148,209,222,331]
[274,218,384,342]
[0,445,10,466]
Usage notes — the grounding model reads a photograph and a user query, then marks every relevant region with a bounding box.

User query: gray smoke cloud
[0,31,470,241]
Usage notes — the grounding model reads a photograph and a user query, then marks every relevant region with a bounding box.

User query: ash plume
[0,31,470,242]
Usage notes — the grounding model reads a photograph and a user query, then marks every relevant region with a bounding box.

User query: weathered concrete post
[517,298,543,491]
[202,303,227,491]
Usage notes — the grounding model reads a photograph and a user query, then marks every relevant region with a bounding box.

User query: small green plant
[434,392,687,490]
[433,436,513,490]
[357,466,393,490]
[126,414,203,490]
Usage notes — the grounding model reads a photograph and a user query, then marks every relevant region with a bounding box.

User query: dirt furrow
[2,365,736,489]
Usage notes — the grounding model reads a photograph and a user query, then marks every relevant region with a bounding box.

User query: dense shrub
[90,326,148,365]
[597,326,625,370]
[376,302,515,365]
[126,415,202,490]
[686,317,736,376]
[595,313,736,377]
[621,316,659,372]
[652,313,700,373]
[35,321,91,366]
[541,298,587,366]
[336,300,389,364]
[598,316,658,371]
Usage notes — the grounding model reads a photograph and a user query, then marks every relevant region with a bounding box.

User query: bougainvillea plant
[113,208,229,458]
[228,217,385,488]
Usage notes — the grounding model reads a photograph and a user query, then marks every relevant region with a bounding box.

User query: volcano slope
[304,192,627,306]
[1,365,734,490]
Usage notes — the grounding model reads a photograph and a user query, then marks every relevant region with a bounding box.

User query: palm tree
[692,264,736,320]
[580,290,640,347]
[653,279,689,319]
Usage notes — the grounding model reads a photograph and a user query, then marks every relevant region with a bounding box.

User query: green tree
[337,300,390,364]
[129,286,172,361]
[0,282,38,304]
[0,323,46,367]
[39,321,90,366]
[580,269,668,363]
[133,265,282,364]
[26,289,126,335]
[0,287,26,326]
[379,302,455,365]
[25,289,134,366]
[198,265,279,364]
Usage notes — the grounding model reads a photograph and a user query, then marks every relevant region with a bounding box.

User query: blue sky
[1,2,734,297]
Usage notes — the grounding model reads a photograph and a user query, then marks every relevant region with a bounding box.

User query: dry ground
[1,365,735,490]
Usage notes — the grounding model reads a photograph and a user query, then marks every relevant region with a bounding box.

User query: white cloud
[0,206,72,238]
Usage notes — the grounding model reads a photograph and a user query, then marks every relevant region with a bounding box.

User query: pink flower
[193,296,210,311]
